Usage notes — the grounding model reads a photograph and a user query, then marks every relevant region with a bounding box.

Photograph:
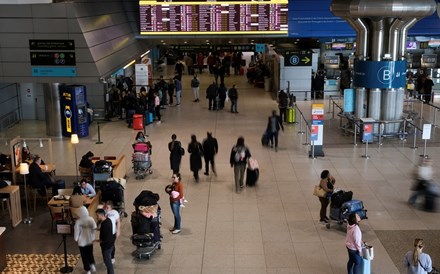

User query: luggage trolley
[326,190,368,229]
[101,178,128,218]
[132,142,153,180]
[93,160,113,190]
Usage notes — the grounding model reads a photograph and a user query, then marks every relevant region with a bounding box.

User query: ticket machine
[59,85,89,138]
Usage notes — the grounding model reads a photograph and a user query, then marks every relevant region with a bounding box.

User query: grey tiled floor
[2,69,440,273]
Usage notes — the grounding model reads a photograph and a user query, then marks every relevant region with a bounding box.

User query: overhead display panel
[288,0,440,38]
[139,0,288,35]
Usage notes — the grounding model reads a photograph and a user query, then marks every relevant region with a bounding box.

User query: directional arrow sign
[284,51,312,67]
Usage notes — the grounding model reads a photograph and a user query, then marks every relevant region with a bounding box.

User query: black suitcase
[425,194,436,212]
[246,168,259,186]
[261,132,269,147]
[331,190,353,208]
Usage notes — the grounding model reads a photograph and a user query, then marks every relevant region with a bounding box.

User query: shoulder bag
[313,185,327,198]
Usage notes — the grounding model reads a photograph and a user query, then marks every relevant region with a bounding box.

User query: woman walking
[188,134,203,182]
[346,213,363,274]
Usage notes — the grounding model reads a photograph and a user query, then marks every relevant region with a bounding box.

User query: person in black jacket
[125,90,137,128]
[29,156,61,195]
[188,134,203,182]
[278,90,288,123]
[202,132,218,176]
[168,134,183,174]
[266,110,284,152]
[95,209,115,274]
[79,151,94,169]
[206,82,218,111]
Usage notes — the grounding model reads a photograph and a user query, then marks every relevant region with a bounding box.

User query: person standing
[169,173,184,234]
[404,239,432,274]
[218,83,227,110]
[191,74,200,102]
[197,52,205,74]
[266,110,284,151]
[125,90,136,128]
[228,84,238,113]
[154,91,161,124]
[174,75,182,106]
[423,75,434,103]
[167,78,175,105]
[206,81,218,110]
[278,89,289,122]
[168,134,183,174]
[230,136,251,193]
[346,213,363,274]
[74,206,97,274]
[318,170,335,224]
[104,201,120,265]
[95,209,115,274]
[188,134,203,182]
[202,132,218,176]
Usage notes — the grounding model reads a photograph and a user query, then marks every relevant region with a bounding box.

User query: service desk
[0,186,22,228]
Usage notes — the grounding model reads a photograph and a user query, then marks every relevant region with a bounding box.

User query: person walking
[404,239,433,274]
[423,75,434,103]
[409,157,433,206]
[346,213,363,274]
[202,132,218,176]
[218,83,227,110]
[174,75,182,106]
[168,173,184,234]
[168,134,183,174]
[266,110,284,151]
[104,201,120,265]
[74,206,97,274]
[125,90,136,128]
[228,84,238,113]
[191,74,200,102]
[154,91,161,124]
[278,89,289,122]
[230,136,251,193]
[95,209,115,274]
[206,81,218,110]
[188,134,203,182]
[167,78,175,105]
[317,170,335,224]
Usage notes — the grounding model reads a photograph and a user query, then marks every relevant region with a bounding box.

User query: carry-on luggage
[424,194,437,212]
[261,131,269,147]
[133,114,144,130]
[341,200,364,213]
[246,168,259,186]
[360,258,371,274]
[331,190,353,208]
[287,107,295,123]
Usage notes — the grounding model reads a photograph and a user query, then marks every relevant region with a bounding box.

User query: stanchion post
[433,109,438,128]
[311,140,316,159]
[96,122,103,144]
[420,139,428,158]
[332,103,335,120]
[327,96,331,113]
[298,116,305,134]
[303,126,309,145]
[420,96,424,120]
[354,123,357,146]
[362,140,370,159]
[411,128,418,149]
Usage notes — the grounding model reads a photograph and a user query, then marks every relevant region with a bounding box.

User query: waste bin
[133,114,144,130]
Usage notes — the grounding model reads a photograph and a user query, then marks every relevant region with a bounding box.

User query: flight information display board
[139,0,288,35]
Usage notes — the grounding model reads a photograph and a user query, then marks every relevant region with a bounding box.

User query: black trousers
[204,156,215,174]
[79,245,95,271]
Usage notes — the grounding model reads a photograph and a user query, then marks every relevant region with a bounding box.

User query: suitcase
[261,132,269,147]
[331,190,353,208]
[239,67,244,76]
[246,168,259,186]
[424,194,437,212]
[133,114,144,130]
[287,107,295,123]
[148,112,154,124]
[341,200,364,213]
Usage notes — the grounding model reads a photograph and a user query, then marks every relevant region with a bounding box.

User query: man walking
[174,75,182,106]
[230,136,251,193]
[95,209,115,274]
[266,110,284,152]
[228,84,238,113]
[202,132,218,176]
[104,201,120,264]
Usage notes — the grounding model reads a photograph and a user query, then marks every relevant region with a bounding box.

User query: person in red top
[168,173,183,234]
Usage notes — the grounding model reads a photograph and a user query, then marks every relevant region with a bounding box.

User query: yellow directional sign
[302,56,311,64]
[285,51,312,67]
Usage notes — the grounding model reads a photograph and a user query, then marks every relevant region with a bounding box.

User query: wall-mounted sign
[284,51,312,67]
[353,61,407,89]
[31,67,77,77]
[29,40,75,50]
[30,52,76,66]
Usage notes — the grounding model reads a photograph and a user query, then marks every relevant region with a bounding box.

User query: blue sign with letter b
[353,61,407,89]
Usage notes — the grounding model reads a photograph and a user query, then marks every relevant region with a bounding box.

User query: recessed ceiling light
[184,41,187,44]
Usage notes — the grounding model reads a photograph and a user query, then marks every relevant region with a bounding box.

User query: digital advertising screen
[139,0,288,35]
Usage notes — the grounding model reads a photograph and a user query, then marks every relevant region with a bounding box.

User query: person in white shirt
[74,206,97,274]
[104,201,120,264]
[409,158,434,205]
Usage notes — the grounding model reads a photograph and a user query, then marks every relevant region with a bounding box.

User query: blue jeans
[231,99,238,113]
[102,246,114,274]
[170,201,181,229]
[176,90,182,104]
[268,131,280,148]
[347,248,362,274]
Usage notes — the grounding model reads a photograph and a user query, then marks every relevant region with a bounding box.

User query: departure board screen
[139,0,288,35]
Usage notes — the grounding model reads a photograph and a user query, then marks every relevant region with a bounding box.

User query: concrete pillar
[43,83,62,136]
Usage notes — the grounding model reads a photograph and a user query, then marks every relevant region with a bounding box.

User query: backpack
[234,146,246,162]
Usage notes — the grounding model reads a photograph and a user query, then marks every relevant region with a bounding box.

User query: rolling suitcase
[287,107,295,123]
[360,258,371,274]
[261,131,269,147]
[341,200,364,213]
[246,168,259,186]
[133,114,144,130]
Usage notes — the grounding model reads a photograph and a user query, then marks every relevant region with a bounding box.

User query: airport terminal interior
[1,70,440,273]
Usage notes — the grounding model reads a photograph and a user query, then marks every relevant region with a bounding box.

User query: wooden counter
[0,186,22,228]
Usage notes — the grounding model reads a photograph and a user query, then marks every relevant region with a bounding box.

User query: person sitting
[29,156,63,196]
[79,178,96,197]
[79,151,94,169]
[135,131,148,143]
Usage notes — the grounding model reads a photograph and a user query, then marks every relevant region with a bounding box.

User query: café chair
[79,167,92,181]
[104,156,117,160]
[91,156,100,161]
[57,188,73,196]
[29,185,51,211]
[48,205,67,233]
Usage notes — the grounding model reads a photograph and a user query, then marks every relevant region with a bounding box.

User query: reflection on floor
[1,69,440,273]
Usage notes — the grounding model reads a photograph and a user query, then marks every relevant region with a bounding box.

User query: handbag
[362,245,374,260]
[313,185,327,198]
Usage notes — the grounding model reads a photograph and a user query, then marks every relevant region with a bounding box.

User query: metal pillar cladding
[43,83,62,137]
[331,0,436,132]
[355,87,366,118]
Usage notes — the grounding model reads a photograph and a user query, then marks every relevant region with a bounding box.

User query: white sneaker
[111,258,115,264]
[90,264,96,272]
[157,121,161,124]
[86,271,91,274]
[172,229,181,234]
